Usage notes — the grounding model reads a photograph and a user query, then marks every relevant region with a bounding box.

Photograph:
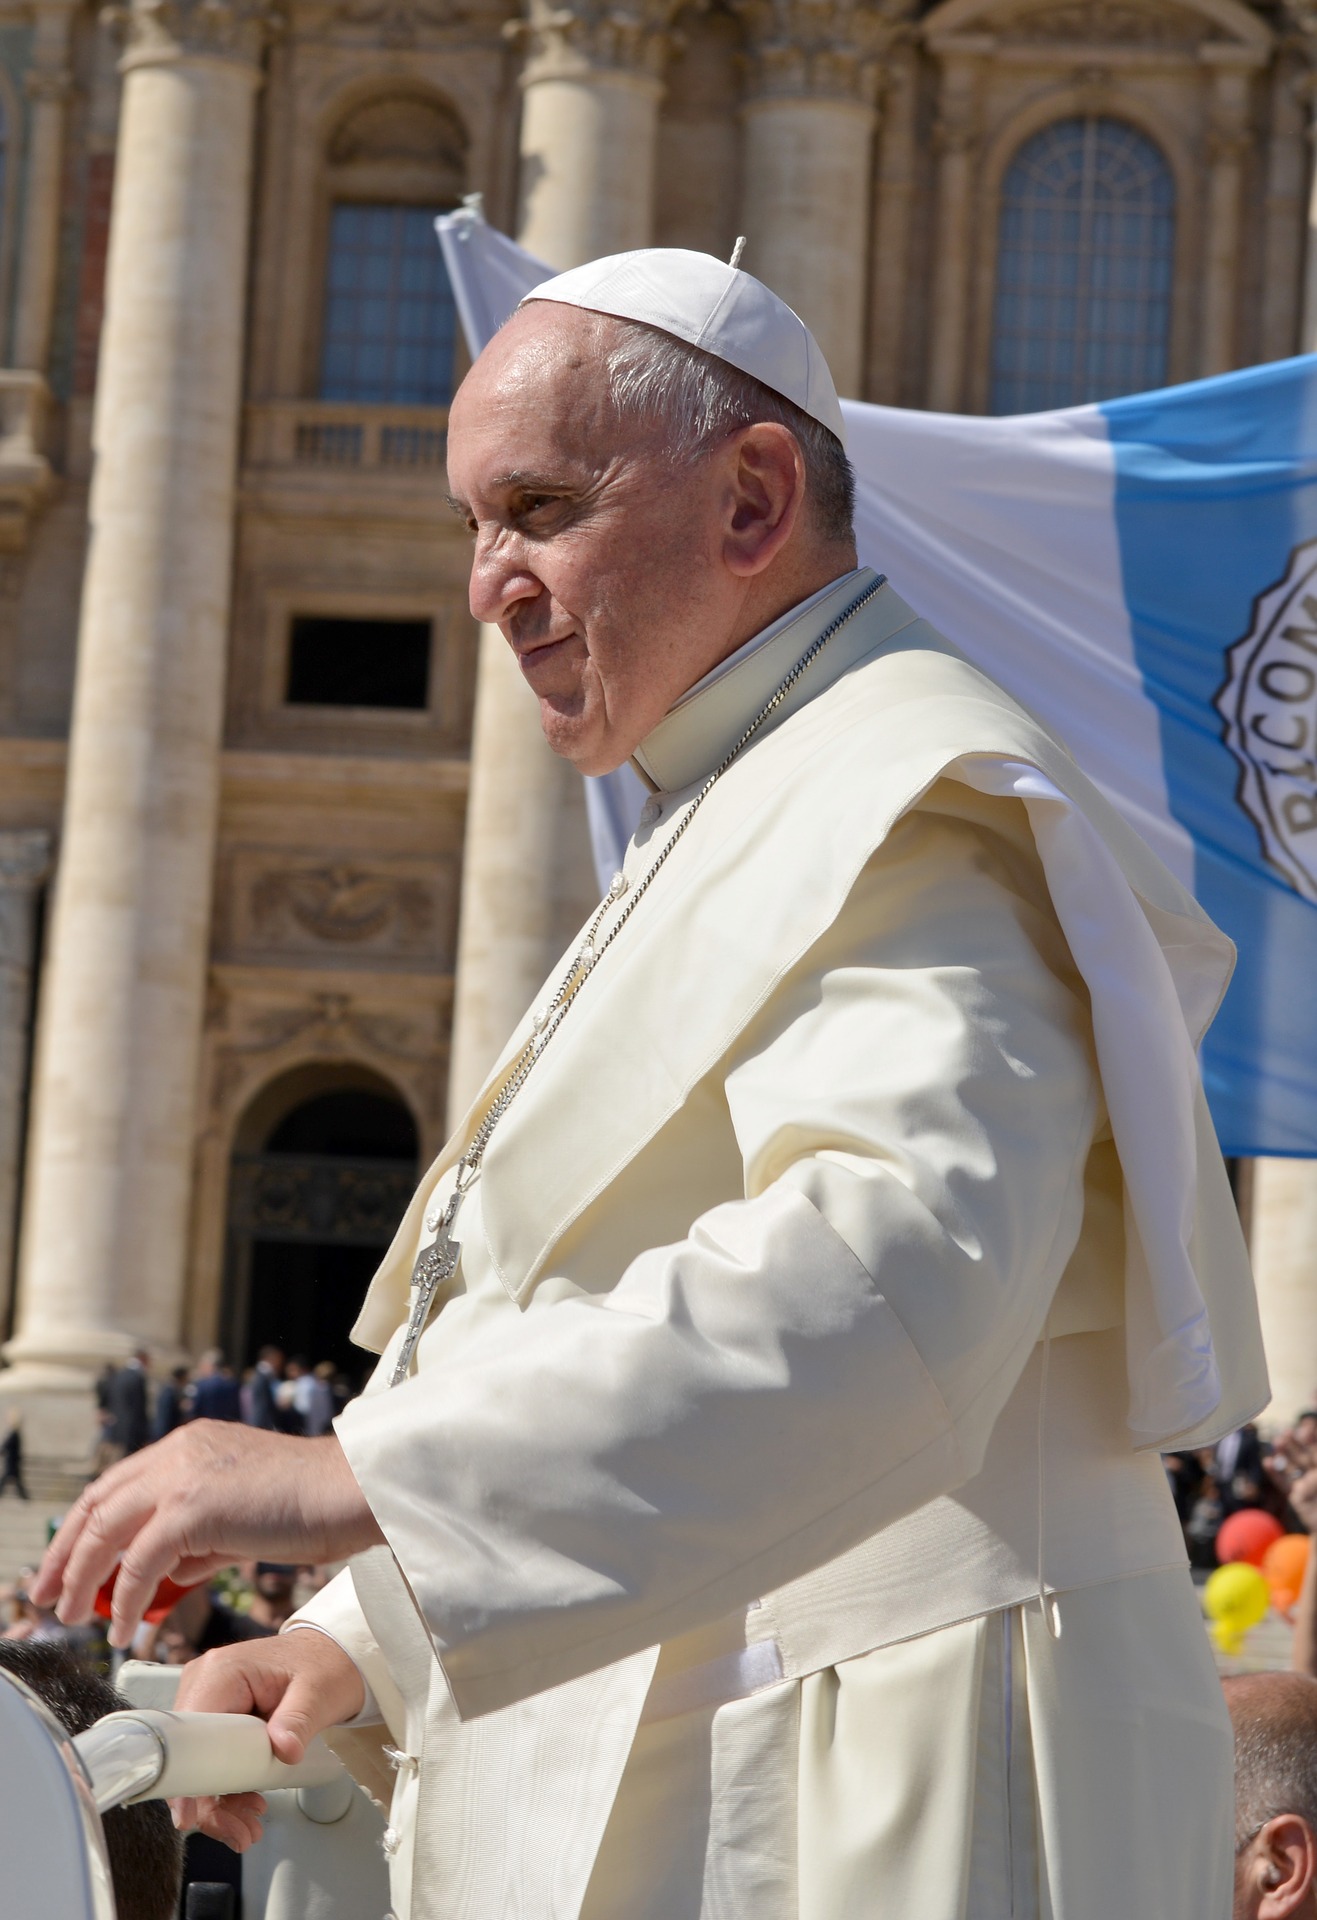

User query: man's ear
[720,422,806,579]
[1252,1814,1317,1917]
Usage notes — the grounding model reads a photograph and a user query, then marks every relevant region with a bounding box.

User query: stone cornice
[507,0,678,84]
[733,0,903,106]
[107,0,284,72]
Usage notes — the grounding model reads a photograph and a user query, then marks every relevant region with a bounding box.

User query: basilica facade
[0,0,1310,1445]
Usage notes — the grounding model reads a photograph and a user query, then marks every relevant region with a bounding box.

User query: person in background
[1224,1671,1317,1919]
[1264,1425,1317,1680]
[0,1638,184,1920]
[151,1365,191,1444]
[0,1406,29,1499]
[288,1358,335,1438]
[105,1349,151,1458]
[275,1360,306,1436]
[151,1582,276,1664]
[244,1346,283,1431]
[246,1563,305,1631]
[1217,1422,1271,1518]
[305,1361,337,1436]
[190,1348,242,1423]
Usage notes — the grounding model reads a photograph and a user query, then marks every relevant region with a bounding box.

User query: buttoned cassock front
[291,571,1266,1919]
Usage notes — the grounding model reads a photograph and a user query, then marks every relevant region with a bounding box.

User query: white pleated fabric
[578,1567,1233,1920]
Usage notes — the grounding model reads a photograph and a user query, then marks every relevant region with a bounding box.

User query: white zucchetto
[520,248,846,445]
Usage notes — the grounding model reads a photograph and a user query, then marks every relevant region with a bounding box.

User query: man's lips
[512,631,581,678]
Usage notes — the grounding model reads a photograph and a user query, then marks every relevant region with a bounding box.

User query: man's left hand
[28,1422,384,1647]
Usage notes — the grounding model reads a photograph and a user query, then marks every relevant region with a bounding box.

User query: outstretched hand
[29,1421,384,1647]
[169,1629,368,1852]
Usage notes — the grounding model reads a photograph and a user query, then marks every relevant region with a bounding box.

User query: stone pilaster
[511,0,675,265]
[1199,48,1258,376]
[1259,55,1307,361]
[11,2,78,372]
[5,0,271,1406]
[866,37,917,403]
[924,36,988,412]
[734,0,882,399]
[0,832,49,1345]
[1250,1158,1317,1428]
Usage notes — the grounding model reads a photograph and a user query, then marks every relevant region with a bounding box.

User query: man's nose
[468,534,541,628]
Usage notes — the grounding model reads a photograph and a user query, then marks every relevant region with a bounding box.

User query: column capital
[734,0,894,106]
[507,0,677,87]
[0,829,51,892]
[107,0,282,74]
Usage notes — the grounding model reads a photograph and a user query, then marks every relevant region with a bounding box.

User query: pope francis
[35,249,1268,1919]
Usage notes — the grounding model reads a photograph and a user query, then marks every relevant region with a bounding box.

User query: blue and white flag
[437,210,1317,1159]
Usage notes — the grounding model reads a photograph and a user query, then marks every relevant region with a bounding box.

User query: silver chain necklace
[389,573,886,1385]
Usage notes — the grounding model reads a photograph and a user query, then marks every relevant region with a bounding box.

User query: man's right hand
[169,1626,366,1851]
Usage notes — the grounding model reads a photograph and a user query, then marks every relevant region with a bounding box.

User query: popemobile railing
[0,1661,390,1919]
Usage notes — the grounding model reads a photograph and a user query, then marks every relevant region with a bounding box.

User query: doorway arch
[222,1064,418,1391]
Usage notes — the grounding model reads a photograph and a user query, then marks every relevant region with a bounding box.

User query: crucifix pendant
[390,1188,464,1387]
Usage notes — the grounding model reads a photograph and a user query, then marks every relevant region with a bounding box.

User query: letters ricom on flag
[436,209,1317,1159]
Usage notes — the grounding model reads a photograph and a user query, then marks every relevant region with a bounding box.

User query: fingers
[105,1517,192,1649]
[172,1791,268,1853]
[266,1665,329,1764]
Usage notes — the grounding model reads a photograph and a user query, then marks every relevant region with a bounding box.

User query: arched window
[225,1067,419,1387]
[989,116,1175,415]
[319,93,467,407]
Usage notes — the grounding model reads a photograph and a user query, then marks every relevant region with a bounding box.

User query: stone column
[1298,65,1317,355]
[514,0,673,266]
[925,37,989,412]
[1260,56,1307,362]
[0,832,49,1343]
[448,632,598,1118]
[1200,50,1257,377]
[448,0,667,1122]
[1250,1159,1317,1429]
[734,0,879,400]
[4,0,267,1405]
[11,0,77,372]
[866,39,918,404]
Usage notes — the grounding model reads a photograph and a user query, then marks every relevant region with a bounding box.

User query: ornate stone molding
[251,862,437,949]
[206,979,450,1124]
[0,829,52,893]
[993,0,1222,46]
[106,0,283,72]
[734,0,895,104]
[507,0,679,85]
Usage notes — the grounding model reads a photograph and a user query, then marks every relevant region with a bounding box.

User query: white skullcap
[520,248,846,445]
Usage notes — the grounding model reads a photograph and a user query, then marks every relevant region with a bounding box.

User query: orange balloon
[1263,1533,1311,1616]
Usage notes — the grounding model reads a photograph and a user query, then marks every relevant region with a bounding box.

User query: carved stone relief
[205,977,451,1126]
[221,851,459,967]
[992,0,1224,45]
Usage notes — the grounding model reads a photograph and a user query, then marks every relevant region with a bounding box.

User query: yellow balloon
[1204,1561,1271,1653]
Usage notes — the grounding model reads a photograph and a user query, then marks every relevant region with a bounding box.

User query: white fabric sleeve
[283,1566,399,1734]
[338,797,1099,1718]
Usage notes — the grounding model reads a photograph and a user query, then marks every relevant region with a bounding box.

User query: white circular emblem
[1216,536,1317,902]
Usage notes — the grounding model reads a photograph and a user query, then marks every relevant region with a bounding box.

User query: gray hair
[600,318,856,546]
[1226,1674,1317,1849]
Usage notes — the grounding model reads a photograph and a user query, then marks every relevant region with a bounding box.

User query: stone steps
[0,1460,89,1583]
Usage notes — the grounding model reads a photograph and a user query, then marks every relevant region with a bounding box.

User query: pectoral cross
[390,1187,464,1387]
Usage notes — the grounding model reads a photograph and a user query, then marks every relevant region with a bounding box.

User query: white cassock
[290,568,1268,1920]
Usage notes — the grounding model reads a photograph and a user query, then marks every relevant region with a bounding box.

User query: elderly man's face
[447,305,770,775]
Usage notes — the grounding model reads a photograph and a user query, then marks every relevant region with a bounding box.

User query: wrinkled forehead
[455,303,621,424]
[448,304,659,487]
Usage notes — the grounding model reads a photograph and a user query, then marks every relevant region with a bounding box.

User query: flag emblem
[1218,537,1317,904]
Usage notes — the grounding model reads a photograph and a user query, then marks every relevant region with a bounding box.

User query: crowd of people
[91,1345,351,1468]
[1166,1414,1317,1570]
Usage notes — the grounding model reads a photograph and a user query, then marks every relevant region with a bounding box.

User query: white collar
[632,569,869,793]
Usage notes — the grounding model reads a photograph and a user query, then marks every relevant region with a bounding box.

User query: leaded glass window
[319,202,457,406]
[989,116,1175,415]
